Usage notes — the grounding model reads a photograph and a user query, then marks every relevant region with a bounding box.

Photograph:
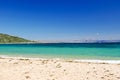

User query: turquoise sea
[0,43,120,60]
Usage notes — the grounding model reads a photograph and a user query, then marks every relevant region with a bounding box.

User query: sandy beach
[0,57,120,80]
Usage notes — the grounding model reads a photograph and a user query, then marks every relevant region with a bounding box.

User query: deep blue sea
[0,43,120,60]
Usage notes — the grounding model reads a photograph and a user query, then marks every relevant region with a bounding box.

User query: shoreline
[1,55,120,64]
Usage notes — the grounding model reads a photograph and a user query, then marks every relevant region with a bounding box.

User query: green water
[0,43,120,60]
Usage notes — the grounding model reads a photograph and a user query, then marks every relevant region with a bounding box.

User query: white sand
[0,57,120,80]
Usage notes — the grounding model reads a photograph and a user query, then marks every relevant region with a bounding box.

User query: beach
[1,0,120,79]
[0,57,120,80]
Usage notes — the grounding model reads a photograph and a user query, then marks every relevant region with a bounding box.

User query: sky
[0,0,120,40]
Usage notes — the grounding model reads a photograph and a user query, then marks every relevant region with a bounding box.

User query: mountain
[0,33,31,43]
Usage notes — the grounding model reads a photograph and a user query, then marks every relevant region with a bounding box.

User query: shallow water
[0,43,120,60]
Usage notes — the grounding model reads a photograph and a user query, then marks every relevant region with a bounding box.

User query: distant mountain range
[0,33,31,43]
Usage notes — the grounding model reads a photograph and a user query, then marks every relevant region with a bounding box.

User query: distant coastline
[34,40,120,43]
[0,33,120,44]
[0,40,120,44]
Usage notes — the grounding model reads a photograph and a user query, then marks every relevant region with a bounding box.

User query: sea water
[0,43,120,60]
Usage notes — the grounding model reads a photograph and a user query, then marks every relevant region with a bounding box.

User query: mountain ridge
[0,33,31,43]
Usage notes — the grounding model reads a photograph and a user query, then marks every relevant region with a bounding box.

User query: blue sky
[0,0,120,40]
